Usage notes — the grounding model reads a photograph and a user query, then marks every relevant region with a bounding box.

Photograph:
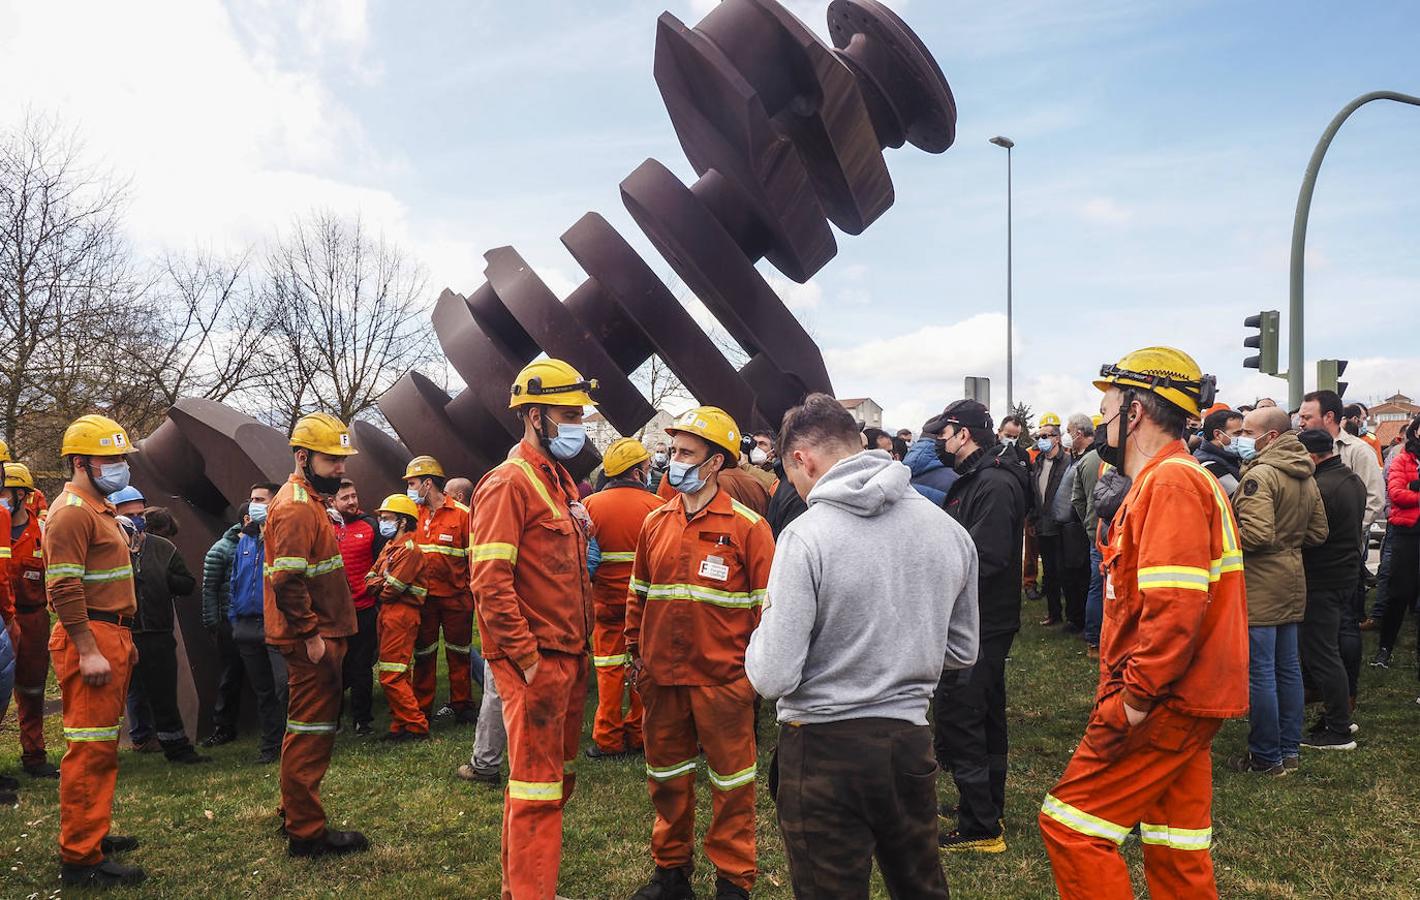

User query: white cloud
[767,274,824,311]
[1080,196,1134,225]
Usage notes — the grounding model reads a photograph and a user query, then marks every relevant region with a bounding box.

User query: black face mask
[934,438,953,468]
[303,459,342,496]
[1095,396,1131,470]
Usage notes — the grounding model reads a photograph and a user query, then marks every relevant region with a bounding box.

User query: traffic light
[964,376,991,408]
[1317,359,1348,398]
[1243,311,1280,375]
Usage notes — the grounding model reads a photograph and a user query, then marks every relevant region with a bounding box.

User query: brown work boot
[455,763,502,787]
[1359,617,1378,631]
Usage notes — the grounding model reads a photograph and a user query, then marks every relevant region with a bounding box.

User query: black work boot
[630,865,695,900]
[200,728,236,748]
[24,760,60,778]
[163,742,211,765]
[714,877,749,900]
[101,834,141,854]
[60,858,147,888]
[0,774,18,790]
[288,828,370,859]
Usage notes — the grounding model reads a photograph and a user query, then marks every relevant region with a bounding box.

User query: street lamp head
[989,136,1015,149]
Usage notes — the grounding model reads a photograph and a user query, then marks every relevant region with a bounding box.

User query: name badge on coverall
[699,555,729,582]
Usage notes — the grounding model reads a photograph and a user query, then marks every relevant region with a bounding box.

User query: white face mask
[749,447,769,466]
[1061,431,1076,450]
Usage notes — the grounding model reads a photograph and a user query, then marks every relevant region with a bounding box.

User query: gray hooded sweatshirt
[745,450,979,725]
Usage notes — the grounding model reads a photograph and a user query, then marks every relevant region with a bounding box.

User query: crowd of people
[0,345,1417,899]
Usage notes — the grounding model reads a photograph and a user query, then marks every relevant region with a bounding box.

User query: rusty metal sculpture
[131,0,955,735]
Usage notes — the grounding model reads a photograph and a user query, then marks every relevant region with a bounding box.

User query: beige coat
[1233,432,1328,626]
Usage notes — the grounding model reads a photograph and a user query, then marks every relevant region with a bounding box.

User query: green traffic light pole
[1288,90,1420,408]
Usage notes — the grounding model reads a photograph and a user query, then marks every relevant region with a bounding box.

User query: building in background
[585,408,677,455]
[838,397,883,430]
[1369,392,1419,450]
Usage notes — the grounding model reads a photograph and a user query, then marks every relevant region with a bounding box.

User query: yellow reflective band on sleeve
[643,583,764,609]
[1139,822,1212,851]
[1137,566,1211,592]
[414,644,439,658]
[707,763,756,791]
[80,565,133,584]
[445,643,472,654]
[471,542,518,564]
[265,557,308,577]
[375,661,409,673]
[286,719,338,734]
[599,551,636,563]
[729,499,762,524]
[410,584,428,598]
[0,548,9,558]
[417,543,469,558]
[1215,550,1244,576]
[64,724,120,742]
[384,574,410,592]
[307,554,345,576]
[65,493,84,507]
[629,577,651,594]
[502,457,563,520]
[1041,793,1131,846]
[46,563,86,581]
[646,758,698,782]
[508,779,564,801]
[592,653,630,668]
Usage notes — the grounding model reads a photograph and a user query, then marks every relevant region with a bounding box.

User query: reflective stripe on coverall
[413,497,474,714]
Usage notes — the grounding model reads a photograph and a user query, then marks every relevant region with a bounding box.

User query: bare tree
[251,211,435,431]
[0,114,141,468]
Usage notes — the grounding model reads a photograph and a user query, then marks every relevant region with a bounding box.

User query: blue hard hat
[107,486,146,505]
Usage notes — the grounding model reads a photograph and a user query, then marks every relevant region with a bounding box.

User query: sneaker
[134,736,163,753]
[1227,753,1288,776]
[714,876,750,899]
[455,763,502,787]
[629,865,695,900]
[61,858,147,887]
[1300,729,1357,751]
[288,828,370,858]
[1371,648,1393,669]
[23,761,59,779]
[101,834,140,854]
[1282,755,1300,771]
[200,729,237,748]
[435,705,455,719]
[1039,617,1061,627]
[940,829,1007,853]
[353,721,375,737]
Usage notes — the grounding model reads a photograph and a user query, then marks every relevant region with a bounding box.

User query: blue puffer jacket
[0,615,14,721]
[228,530,266,622]
[904,437,959,504]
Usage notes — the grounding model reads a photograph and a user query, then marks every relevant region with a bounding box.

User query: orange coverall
[264,474,357,842]
[582,481,663,752]
[1039,442,1249,900]
[8,511,50,768]
[471,441,593,900]
[44,485,138,866]
[413,497,474,715]
[656,463,770,516]
[626,487,775,892]
[367,536,428,735]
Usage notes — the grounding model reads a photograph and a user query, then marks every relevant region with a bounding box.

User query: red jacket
[1099,442,1249,718]
[470,441,592,668]
[335,513,381,611]
[1388,450,1419,529]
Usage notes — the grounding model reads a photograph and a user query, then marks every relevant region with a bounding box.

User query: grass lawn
[2,607,1418,899]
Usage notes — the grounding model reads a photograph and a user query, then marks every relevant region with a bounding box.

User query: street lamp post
[1287,91,1420,408]
[990,135,1015,413]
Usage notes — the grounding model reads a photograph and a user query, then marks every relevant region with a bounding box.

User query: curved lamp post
[1287,91,1420,408]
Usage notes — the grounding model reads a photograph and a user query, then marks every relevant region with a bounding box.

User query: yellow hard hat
[61,414,136,457]
[1039,413,1062,428]
[666,406,742,458]
[509,358,598,409]
[3,462,34,490]
[1091,414,1103,428]
[603,438,650,477]
[1094,346,1215,419]
[403,455,445,480]
[0,437,9,462]
[376,493,419,519]
[290,412,359,456]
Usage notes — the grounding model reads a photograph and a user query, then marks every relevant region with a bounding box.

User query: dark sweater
[1304,456,1367,591]
[944,447,1028,639]
[133,534,198,634]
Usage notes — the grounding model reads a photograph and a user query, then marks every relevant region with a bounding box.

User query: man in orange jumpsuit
[656,441,771,516]
[471,358,596,900]
[0,439,48,524]
[4,463,58,778]
[45,415,145,888]
[265,412,368,858]
[367,493,428,740]
[626,406,775,900]
[406,455,476,724]
[582,437,662,759]
[1038,347,1249,900]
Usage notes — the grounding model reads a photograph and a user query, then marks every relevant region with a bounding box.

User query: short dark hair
[1303,390,1344,424]
[999,415,1023,430]
[1343,403,1366,419]
[1202,409,1242,442]
[752,429,776,442]
[338,478,356,489]
[779,393,863,460]
[862,426,891,448]
[142,506,178,538]
[891,436,909,458]
[238,502,251,519]
[251,482,280,496]
[1132,390,1189,439]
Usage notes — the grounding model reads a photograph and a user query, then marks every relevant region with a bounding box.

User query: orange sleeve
[624,516,653,656]
[266,500,319,640]
[384,541,425,602]
[41,501,94,635]
[0,504,14,625]
[470,468,538,667]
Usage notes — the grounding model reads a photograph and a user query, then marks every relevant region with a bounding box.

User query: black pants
[771,718,949,899]
[231,617,286,756]
[131,630,195,757]
[1379,530,1420,675]
[1301,586,1352,735]
[935,633,1013,837]
[1061,562,1090,629]
[341,605,378,726]
[1338,561,1364,700]
[1037,532,1064,621]
[211,618,245,734]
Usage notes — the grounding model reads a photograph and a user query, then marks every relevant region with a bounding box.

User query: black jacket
[767,461,808,538]
[133,534,197,634]
[1304,456,1367,592]
[1194,441,1241,487]
[1030,450,1070,535]
[944,447,1028,640]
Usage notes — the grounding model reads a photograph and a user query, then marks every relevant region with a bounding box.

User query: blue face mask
[378,519,398,538]
[1220,437,1240,457]
[1233,434,1258,461]
[1036,437,1054,453]
[407,488,424,506]
[248,501,268,524]
[666,458,707,494]
[547,422,586,461]
[91,460,131,495]
[129,513,146,534]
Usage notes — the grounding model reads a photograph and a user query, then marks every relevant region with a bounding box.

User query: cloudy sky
[4,0,1417,432]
